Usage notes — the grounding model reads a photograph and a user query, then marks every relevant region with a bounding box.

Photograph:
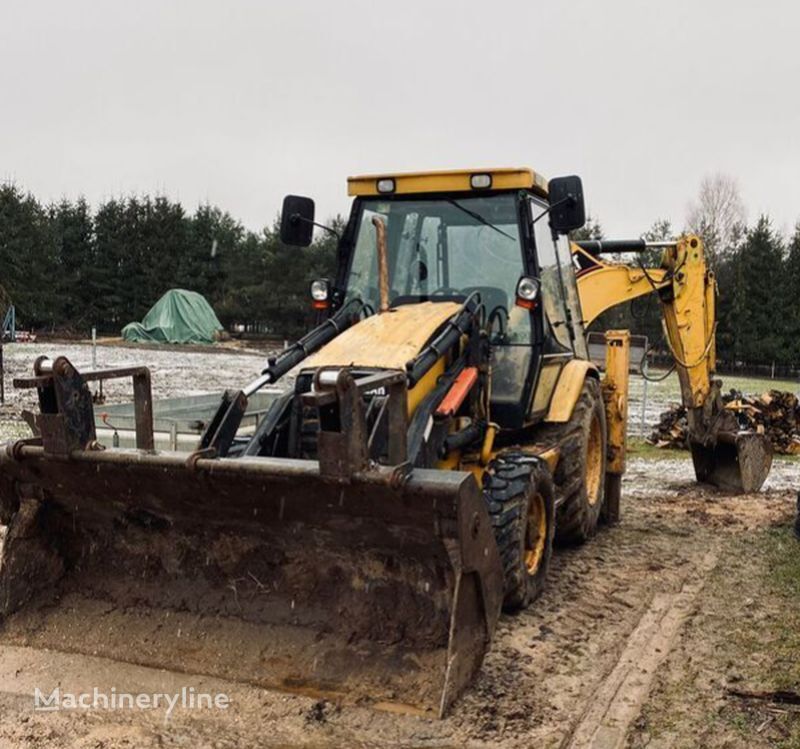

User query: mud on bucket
[691,431,773,493]
[0,447,503,718]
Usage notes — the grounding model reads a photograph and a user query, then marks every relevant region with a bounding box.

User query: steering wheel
[431,287,461,296]
[487,305,509,344]
[410,258,429,285]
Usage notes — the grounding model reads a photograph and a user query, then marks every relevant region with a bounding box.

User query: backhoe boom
[573,235,772,493]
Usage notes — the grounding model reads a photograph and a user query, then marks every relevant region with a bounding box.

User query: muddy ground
[0,455,797,748]
[0,341,798,747]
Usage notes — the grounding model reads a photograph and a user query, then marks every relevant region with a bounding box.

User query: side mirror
[280,195,315,247]
[547,175,585,235]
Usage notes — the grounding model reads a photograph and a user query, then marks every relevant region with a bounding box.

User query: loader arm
[572,236,772,493]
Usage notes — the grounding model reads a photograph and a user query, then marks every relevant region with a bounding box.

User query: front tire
[483,451,555,611]
[543,378,608,545]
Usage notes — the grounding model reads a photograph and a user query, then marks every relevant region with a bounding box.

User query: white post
[92,327,97,369]
[640,366,648,438]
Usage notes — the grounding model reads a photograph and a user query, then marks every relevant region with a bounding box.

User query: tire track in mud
[562,549,719,749]
[452,512,712,748]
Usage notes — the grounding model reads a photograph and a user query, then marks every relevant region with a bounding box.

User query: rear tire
[483,451,555,611]
[542,378,608,545]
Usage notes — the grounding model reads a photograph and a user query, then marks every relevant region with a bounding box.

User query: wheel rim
[524,492,547,575]
[586,411,604,506]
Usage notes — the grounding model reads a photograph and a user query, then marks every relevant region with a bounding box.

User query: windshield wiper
[447,200,515,241]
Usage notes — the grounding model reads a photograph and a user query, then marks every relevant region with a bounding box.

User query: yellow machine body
[574,236,714,409]
[544,360,600,423]
[305,301,461,371]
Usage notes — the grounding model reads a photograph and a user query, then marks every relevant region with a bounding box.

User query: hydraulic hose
[243,298,364,397]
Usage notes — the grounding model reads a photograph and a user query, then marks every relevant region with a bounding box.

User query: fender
[544,359,599,423]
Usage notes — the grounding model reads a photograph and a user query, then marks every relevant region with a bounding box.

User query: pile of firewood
[648,389,800,455]
[648,404,689,449]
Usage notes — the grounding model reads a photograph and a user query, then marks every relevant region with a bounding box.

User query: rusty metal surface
[372,215,390,313]
[15,365,155,389]
[303,368,409,481]
[37,356,96,455]
[130,368,155,451]
[14,357,154,453]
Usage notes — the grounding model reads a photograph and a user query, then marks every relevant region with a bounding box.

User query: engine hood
[303,301,462,371]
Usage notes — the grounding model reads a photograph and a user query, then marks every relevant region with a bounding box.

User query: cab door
[528,198,579,420]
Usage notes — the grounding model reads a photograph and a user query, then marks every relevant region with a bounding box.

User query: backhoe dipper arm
[572,235,772,493]
[573,236,714,407]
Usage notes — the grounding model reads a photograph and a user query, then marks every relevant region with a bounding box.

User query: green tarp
[122,289,224,344]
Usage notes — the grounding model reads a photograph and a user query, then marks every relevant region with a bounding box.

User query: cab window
[531,199,573,353]
[345,195,530,343]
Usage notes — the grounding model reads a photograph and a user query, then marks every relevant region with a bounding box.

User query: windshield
[345,194,530,342]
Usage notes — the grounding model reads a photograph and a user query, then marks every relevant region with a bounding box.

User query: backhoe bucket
[690,431,773,493]
[0,358,503,717]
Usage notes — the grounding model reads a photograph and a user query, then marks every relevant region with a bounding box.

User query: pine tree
[0,184,58,328]
[732,217,787,365]
[143,196,187,305]
[784,225,800,366]
[50,198,95,328]
[186,204,244,304]
[93,199,128,329]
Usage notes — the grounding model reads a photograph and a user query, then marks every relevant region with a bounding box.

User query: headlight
[376,178,396,194]
[470,173,492,189]
[310,279,331,309]
[515,276,540,309]
[310,279,329,301]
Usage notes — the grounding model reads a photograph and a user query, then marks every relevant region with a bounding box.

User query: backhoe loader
[0,168,772,717]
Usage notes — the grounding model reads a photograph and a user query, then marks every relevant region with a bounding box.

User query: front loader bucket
[690,431,773,493]
[0,446,503,716]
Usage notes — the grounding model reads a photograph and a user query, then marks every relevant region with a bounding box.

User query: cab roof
[347,168,549,199]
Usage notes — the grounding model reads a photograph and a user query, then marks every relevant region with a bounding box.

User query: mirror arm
[290,214,341,240]
[532,194,577,226]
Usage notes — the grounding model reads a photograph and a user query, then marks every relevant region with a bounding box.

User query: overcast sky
[1,1,798,238]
